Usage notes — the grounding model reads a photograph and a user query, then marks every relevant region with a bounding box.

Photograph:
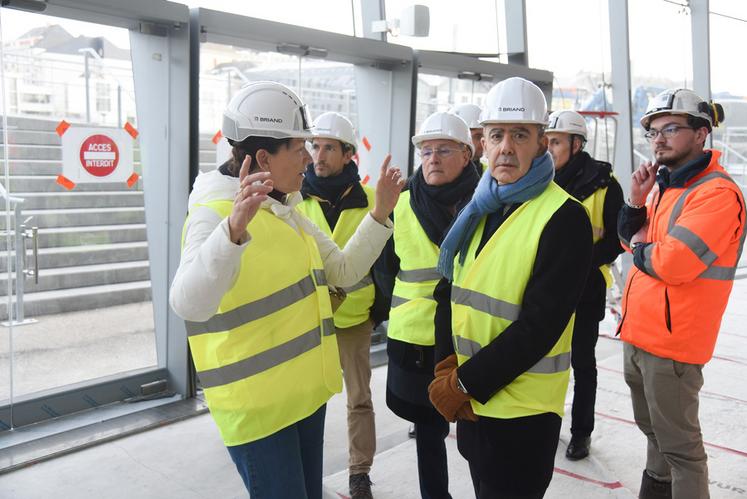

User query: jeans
[226,404,327,499]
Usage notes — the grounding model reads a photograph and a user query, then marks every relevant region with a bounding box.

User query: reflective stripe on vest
[398,267,442,282]
[296,184,376,328]
[184,200,342,446]
[387,191,441,346]
[453,334,571,374]
[199,319,336,388]
[452,182,575,419]
[665,171,747,281]
[581,182,613,288]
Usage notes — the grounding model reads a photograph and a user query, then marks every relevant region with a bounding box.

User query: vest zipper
[664,288,672,333]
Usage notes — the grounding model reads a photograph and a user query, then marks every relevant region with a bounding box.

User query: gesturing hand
[629,161,658,206]
[371,154,405,224]
[228,156,273,244]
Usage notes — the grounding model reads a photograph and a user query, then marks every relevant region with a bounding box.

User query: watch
[456,376,469,395]
[626,198,645,209]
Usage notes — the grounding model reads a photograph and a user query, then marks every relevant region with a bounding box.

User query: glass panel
[181,1,355,36]
[199,42,359,173]
[414,72,492,167]
[629,0,694,163]
[384,0,499,54]
[709,6,747,183]
[526,0,614,163]
[0,9,157,407]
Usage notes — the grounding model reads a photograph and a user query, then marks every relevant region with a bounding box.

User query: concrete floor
[0,278,746,498]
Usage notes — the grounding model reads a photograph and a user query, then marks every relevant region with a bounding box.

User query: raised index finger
[239,155,252,183]
[379,154,392,177]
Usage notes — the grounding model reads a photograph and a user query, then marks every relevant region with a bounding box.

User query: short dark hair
[227,136,294,176]
[686,115,711,133]
[312,138,355,155]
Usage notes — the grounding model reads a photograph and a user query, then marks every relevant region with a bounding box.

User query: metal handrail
[713,139,747,164]
[0,183,38,326]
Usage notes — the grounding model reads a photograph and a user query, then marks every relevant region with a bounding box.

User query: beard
[654,147,692,169]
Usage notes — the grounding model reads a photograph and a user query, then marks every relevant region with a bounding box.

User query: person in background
[297,111,384,499]
[545,109,624,460]
[378,111,479,499]
[451,102,487,175]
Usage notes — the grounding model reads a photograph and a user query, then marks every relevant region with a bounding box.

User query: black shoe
[408,424,416,438]
[349,473,373,499]
[639,470,672,499]
[565,435,591,460]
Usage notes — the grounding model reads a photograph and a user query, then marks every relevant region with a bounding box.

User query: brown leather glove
[428,368,471,423]
[454,401,478,422]
[434,354,458,379]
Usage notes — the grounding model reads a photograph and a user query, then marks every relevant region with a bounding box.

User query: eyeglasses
[644,125,694,141]
[420,147,463,159]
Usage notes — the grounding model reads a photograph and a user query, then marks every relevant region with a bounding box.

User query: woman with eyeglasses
[170,81,404,499]
[375,111,479,499]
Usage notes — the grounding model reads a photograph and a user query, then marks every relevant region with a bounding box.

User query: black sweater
[555,152,625,315]
[434,198,592,405]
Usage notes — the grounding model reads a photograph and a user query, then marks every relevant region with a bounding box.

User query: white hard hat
[449,103,483,129]
[412,111,475,156]
[222,81,313,141]
[311,112,357,152]
[547,110,588,139]
[640,88,724,131]
[481,77,548,126]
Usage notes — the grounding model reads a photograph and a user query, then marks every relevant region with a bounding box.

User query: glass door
[0,0,190,442]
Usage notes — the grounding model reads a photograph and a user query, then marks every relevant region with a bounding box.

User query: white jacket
[169,169,393,322]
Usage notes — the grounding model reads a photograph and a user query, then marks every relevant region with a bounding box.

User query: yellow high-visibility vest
[183,200,342,446]
[297,184,376,328]
[387,191,441,346]
[580,181,614,288]
[452,182,574,418]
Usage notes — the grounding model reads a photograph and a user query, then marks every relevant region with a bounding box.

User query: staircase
[0,116,150,320]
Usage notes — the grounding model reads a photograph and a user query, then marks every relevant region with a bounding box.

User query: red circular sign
[79,134,119,177]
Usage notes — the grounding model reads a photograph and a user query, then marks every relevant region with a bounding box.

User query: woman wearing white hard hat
[170,81,404,498]
[429,77,592,498]
[378,110,479,499]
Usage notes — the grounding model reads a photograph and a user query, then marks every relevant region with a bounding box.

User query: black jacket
[376,182,475,424]
[555,152,625,317]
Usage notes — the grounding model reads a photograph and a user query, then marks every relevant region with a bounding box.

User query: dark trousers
[468,464,545,499]
[414,418,452,499]
[570,306,600,438]
[457,413,560,497]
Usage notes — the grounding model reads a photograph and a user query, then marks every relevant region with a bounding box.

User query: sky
[0,0,744,96]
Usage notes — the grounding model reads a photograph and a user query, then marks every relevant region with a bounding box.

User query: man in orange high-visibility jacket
[617,88,745,499]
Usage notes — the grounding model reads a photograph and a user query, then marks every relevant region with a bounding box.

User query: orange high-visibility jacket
[618,150,745,364]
